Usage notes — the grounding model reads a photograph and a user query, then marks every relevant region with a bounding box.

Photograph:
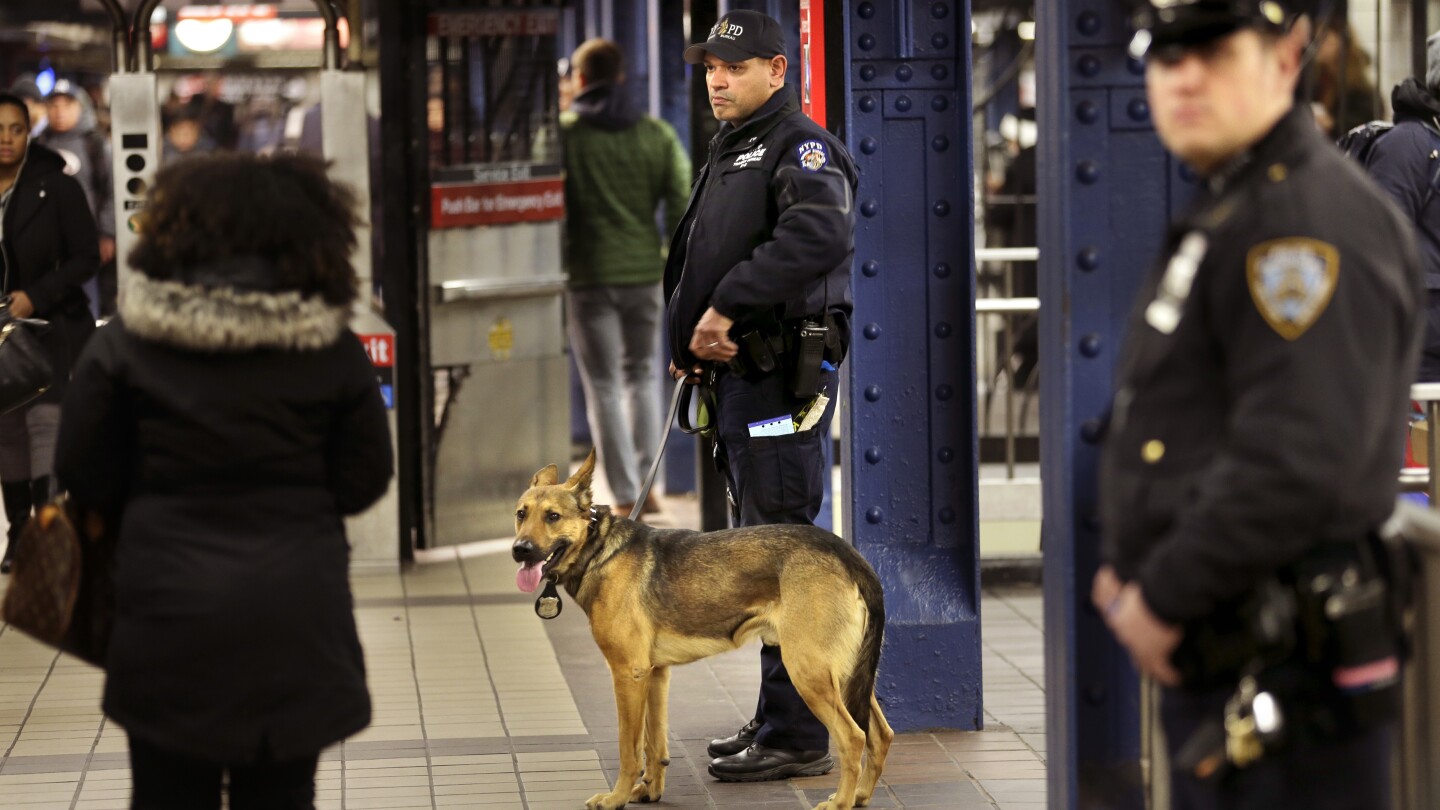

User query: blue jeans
[566,283,663,504]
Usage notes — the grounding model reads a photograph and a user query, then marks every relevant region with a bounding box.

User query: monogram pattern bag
[1,494,113,668]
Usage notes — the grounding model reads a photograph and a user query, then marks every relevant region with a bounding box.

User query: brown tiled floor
[0,493,1047,809]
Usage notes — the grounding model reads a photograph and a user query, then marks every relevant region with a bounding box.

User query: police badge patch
[1246,238,1340,340]
[796,140,828,172]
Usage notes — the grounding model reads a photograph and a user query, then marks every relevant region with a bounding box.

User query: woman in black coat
[54,153,393,809]
[0,91,98,573]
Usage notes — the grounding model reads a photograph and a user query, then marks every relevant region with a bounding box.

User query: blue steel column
[845,0,981,731]
[1039,0,1174,807]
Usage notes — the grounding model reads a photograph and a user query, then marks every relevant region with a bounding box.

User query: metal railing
[975,247,1039,480]
[1390,383,1440,810]
[1386,499,1440,810]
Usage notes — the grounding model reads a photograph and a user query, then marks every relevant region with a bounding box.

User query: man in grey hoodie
[37,80,114,317]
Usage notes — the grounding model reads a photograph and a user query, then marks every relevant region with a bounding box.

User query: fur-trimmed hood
[119,259,350,353]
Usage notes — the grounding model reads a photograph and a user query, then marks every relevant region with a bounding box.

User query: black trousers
[714,366,837,751]
[1161,685,1392,810]
[128,734,319,810]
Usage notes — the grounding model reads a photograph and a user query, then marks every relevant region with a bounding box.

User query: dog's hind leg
[587,664,652,810]
[854,694,893,806]
[784,649,865,810]
[630,665,670,804]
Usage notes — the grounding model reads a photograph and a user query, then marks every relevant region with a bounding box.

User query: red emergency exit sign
[430,178,565,229]
[358,333,394,367]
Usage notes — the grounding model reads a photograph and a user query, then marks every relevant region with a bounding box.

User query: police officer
[664,10,858,782]
[1093,1,1421,807]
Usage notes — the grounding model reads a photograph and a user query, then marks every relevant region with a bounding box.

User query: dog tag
[535,579,562,620]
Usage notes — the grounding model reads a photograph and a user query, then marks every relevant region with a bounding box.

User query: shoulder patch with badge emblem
[796,140,828,172]
[1245,238,1339,340]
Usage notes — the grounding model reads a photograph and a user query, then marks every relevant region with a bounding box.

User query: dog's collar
[536,506,602,622]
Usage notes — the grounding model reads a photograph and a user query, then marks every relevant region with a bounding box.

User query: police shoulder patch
[796,140,828,172]
[1245,237,1340,340]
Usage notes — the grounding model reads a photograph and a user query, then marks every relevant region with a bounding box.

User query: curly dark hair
[129,152,360,306]
[0,91,31,129]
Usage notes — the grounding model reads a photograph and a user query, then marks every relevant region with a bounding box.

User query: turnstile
[107,0,400,566]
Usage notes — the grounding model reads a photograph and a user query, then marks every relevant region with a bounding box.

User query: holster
[727,312,848,389]
[1176,540,1405,736]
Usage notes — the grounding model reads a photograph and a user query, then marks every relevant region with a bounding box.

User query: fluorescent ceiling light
[1018,21,1036,41]
[174,18,234,53]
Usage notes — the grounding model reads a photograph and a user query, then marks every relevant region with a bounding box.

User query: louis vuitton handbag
[1,494,113,668]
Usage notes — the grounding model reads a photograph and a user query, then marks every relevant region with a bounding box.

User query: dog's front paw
[585,791,627,810]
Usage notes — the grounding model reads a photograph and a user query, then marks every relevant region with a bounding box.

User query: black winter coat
[54,266,394,763]
[1366,79,1440,289]
[1364,79,1440,381]
[663,87,857,367]
[1,143,99,404]
[1100,107,1422,624]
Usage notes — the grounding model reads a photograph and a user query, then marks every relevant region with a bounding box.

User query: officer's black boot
[1,479,33,574]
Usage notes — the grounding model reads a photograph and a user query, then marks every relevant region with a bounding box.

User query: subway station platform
[0,496,1046,810]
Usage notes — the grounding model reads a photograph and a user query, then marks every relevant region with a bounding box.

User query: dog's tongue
[516,561,544,594]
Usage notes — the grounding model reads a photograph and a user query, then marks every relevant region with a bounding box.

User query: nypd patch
[1246,238,1339,340]
[796,140,828,172]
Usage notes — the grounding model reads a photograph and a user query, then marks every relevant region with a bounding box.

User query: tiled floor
[0,500,1047,810]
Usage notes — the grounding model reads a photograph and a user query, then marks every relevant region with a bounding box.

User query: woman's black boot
[1,479,34,574]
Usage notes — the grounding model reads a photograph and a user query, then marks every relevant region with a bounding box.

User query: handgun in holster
[727,329,779,379]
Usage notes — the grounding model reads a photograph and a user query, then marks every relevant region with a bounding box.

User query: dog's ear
[564,448,598,501]
[530,464,560,488]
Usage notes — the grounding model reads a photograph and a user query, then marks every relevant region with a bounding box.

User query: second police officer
[665,10,858,781]
[1095,0,1420,807]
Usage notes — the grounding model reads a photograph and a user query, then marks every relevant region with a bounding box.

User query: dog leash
[535,374,699,622]
[627,374,692,520]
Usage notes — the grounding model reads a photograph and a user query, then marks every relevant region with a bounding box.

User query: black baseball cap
[8,77,41,103]
[683,10,786,65]
[1130,0,1293,59]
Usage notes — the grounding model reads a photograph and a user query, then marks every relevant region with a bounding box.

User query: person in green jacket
[563,38,692,516]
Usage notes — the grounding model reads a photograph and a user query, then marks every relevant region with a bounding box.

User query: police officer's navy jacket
[1100,106,1423,624]
[663,86,857,367]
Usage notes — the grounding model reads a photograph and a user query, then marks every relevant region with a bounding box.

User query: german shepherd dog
[511,450,892,810]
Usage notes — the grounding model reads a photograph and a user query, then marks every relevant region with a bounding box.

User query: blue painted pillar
[1039,0,1184,806]
[844,0,982,732]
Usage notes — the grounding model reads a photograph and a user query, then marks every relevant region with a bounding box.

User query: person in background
[562,39,691,517]
[0,91,99,574]
[8,77,47,138]
[162,106,216,165]
[1363,30,1440,382]
[54,152,393,809]
[37,79,115,317]
[1312,18,1381,137]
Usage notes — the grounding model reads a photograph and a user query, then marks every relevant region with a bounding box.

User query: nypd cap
[684,10,786,65]
[48,79,81,100]
[1130,0,1293,59]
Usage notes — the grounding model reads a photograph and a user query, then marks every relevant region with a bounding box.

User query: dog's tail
[843,564,886,735]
